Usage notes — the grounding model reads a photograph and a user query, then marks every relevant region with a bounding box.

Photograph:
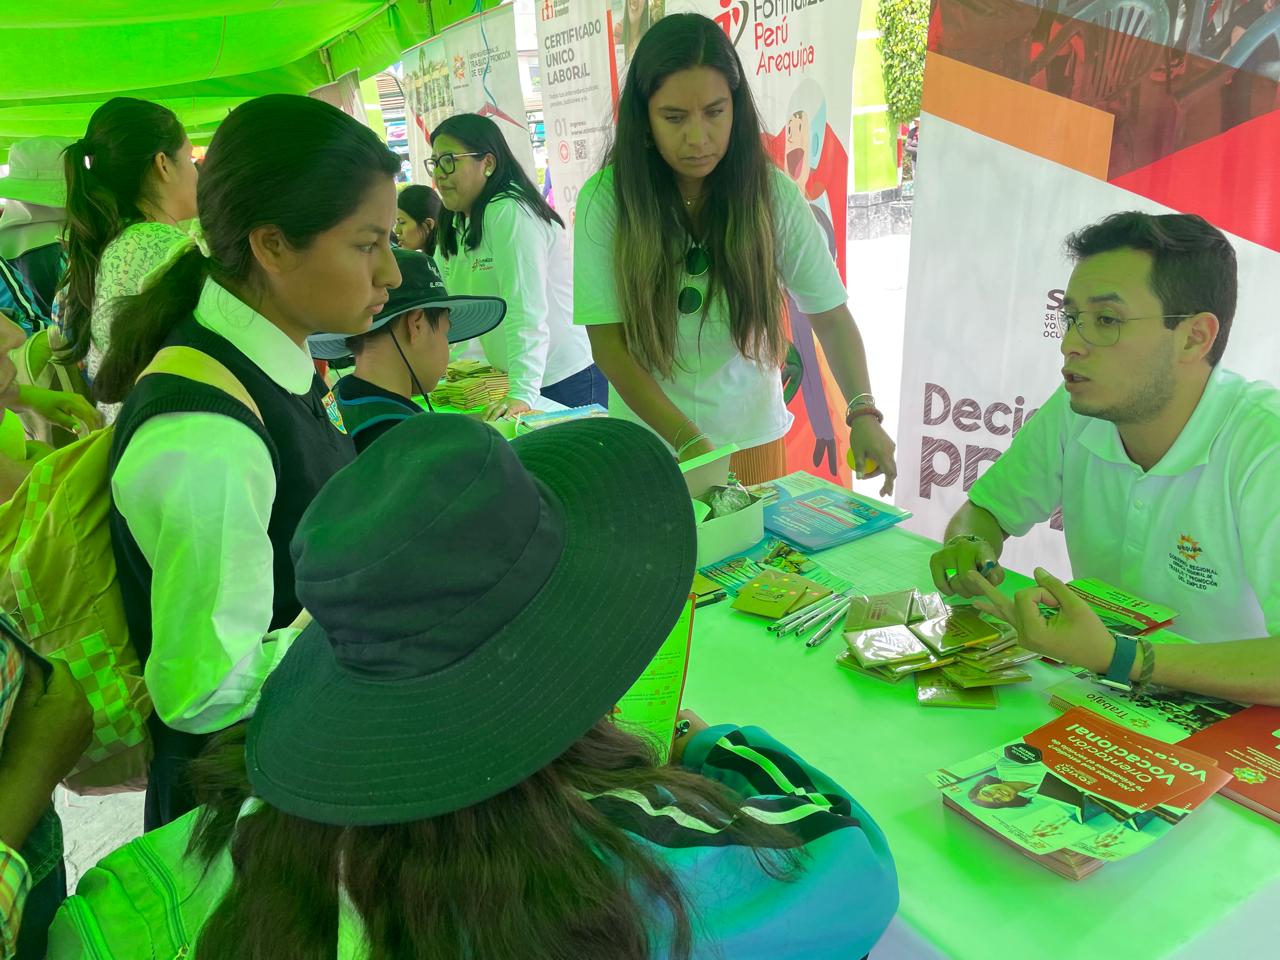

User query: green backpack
[0,346,261,794]
[45,809,223,960]
[46,806,372,959]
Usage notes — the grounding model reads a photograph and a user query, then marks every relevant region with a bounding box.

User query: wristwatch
[1099,634,1138,691]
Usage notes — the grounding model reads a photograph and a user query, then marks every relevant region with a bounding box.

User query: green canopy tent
[0,0,498,163]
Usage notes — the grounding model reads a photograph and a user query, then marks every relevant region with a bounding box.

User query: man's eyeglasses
[426,152,483,177]
[1055,309,1195,347]
[678,244,711,315]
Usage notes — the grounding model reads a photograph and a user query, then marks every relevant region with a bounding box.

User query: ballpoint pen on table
[787,592,852,636]
[772,593,842,635]
[768,590,845,633]
[805,599,853,647]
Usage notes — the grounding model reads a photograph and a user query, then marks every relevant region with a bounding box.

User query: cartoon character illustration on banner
[766,78,852,482]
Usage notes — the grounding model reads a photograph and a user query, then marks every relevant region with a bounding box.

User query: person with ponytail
[393,183,443,256]
[432,113,605,418]
[574,14,898,489]
[100,94,401,829]
[57,97,199,422]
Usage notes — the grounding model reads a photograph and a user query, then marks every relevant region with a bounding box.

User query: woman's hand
[847,416,897,496]
[0,658,94,850]
[483,397,533,422]
[668,708,710,766]
[1,660,94,792]
[966,567,1115,673]
[13,385,102,435]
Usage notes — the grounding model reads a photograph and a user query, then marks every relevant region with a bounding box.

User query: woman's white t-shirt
[572,165,847,450]
[436,195,592,406]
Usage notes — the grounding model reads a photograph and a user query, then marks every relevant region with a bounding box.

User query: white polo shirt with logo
[968,366,1280,643]
[437,194,593,406]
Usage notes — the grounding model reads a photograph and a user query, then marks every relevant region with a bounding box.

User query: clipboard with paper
[612,597,695,762]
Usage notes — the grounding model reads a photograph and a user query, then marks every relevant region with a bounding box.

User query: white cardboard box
[679,444,765,568]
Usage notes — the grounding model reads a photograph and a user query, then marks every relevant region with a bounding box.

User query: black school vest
[108,312,355,668]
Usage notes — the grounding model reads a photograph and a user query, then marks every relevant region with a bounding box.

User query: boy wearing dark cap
[310,247,505,453]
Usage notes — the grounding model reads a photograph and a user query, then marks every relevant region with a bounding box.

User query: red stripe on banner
[1110,106,1280,255]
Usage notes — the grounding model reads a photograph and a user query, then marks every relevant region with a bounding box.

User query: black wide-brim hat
[307,246,505,361]
[246,414,695,825]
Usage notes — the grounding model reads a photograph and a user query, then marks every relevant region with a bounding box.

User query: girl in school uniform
[96,94,401,828]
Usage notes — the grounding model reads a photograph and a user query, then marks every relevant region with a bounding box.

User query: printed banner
[897,0,1280,574]
[612,1,666,79]
[401,3,535,184]
[535,0,619,234]
[665,0,863,486]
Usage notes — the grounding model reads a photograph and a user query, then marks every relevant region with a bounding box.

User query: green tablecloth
[684,525,1280,959]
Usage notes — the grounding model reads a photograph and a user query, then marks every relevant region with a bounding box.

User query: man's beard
[1072,342,1176,426]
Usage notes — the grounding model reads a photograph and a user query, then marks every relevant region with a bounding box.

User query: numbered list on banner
[535,0,619,237]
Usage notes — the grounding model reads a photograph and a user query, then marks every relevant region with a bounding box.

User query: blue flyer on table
[763,488,909,552]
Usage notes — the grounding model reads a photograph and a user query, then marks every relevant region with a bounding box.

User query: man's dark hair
[1065,212,1237,366]
[346,307,447,357]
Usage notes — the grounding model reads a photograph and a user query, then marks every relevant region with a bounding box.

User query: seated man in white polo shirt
[928,211,1280,705]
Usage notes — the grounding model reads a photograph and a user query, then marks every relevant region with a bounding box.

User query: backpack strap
[138,346,264,424]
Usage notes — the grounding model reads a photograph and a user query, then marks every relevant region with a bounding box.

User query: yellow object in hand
[847,449,877,476]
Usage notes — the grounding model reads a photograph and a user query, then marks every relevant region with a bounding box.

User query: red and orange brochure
[1182,705,1280,823]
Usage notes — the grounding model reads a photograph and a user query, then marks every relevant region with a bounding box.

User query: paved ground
[53,231,915,891]
[55,786,145,890]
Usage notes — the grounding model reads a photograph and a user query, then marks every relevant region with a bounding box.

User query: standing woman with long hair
[575,14,898,489]
[432,114,605,419]
[394,183,443,256]
[98,94,401,828]
[57,97,199,421]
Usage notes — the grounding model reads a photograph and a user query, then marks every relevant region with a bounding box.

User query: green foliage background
[876,0,930,126]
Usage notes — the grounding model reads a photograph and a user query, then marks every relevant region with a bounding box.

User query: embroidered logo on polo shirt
[471,256,495,273]
[1168,533,1220,592]
[1176,535,1203,562]
[321,391,348,434]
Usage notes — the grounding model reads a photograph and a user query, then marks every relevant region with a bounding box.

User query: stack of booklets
[762,477,910,552]
[429,370,509,408]
[1047,674,1280,823]
[1046,671,1245,744]
[445,359,492,380]
[1066,578,1178,635]
[836,591,1035,707]
[930,707,1232,879]
[1183,706,1280,824]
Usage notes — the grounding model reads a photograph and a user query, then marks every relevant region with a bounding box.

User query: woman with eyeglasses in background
[574,14,897,488]
[430,114,604,421]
